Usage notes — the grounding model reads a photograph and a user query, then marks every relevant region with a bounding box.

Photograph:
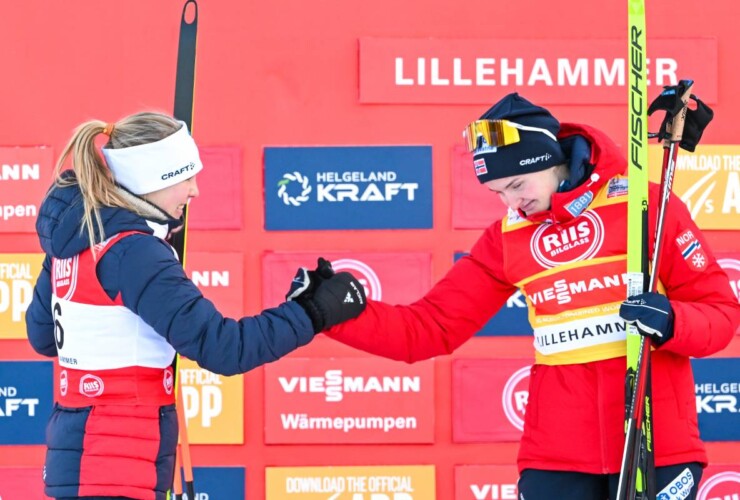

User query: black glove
[619,292,675,346]
[286,258,366,333]
[647,79,713,152]
[286,257,335,302]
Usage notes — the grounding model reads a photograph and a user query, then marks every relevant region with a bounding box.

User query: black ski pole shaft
[617,80,695,500]
[170,0,198,264]
[170,1,198,499]
[649,81,693,293]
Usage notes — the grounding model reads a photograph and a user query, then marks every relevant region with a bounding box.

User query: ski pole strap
[648,79,714,152]
[678,95,713,152]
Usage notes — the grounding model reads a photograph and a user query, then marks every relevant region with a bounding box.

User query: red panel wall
[1,1,738,498]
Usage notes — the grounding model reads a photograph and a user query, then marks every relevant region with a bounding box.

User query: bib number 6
[53,302,64,349]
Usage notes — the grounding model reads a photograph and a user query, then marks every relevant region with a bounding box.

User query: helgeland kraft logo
[530,211,605,268]
[276,170,418,205]
[277,171,312,206]
[264,146,433,230]
[0,361,53,445]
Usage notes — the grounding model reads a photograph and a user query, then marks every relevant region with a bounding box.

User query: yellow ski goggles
[462,119,559,152]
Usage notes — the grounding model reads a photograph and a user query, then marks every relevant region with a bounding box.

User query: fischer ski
[170,1,199,499]
[618,77,713,500]
[618,0,655,498]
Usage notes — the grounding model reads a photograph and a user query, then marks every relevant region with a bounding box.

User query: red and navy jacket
[325,123,740,474]
[26,175,315,499]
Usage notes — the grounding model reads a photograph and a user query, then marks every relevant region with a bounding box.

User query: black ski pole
[170,1,198,499]
[617,79,713,500]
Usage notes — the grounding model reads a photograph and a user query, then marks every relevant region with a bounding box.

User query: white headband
[102,121,204,195]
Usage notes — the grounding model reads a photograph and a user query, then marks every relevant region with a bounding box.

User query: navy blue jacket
[27,177,316,499]
[26,179,315,375]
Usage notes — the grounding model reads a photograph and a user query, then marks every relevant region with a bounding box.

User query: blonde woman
[26,111,365,500]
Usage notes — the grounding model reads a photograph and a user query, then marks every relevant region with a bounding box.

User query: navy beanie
[472,93,566,183]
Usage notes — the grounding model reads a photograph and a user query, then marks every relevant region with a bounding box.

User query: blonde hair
[53,112,182,250]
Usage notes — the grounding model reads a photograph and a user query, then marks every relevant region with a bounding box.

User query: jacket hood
[36,172,180,259]
[522,122,626,225]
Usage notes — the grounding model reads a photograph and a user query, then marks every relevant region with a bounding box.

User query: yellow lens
[462,120,521,152]
[499,121,520,146]
[463,123,478,151]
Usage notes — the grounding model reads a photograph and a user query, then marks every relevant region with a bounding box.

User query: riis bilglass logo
[264,146,433,230]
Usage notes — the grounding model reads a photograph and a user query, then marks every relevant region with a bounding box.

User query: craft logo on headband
[264,146,433,230]
[102,122,203,195]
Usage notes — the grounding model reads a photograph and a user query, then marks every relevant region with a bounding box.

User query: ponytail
[52,111,181,252]
[54,120,121,251]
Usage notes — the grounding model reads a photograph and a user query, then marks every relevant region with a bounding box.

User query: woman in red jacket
[290,93,740,499]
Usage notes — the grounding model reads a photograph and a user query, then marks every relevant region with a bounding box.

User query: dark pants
[518,462,703,500]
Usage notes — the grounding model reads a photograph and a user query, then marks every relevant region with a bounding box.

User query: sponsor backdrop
[262,252,432,307]
[697,464,740,500]
[453,253,533,336]
[1,1,739,498]
[264,146,433,230]
[0,254,45,339]
[0,362,53,445]
[264,357,435,444]
[177,466,246,500]
[717,253,740,303]
[691,358,740,442]
[0,467,51,499]
[452,359,533,442]
[0,147,54,234]
[454,465,519,500]
[265,465,436,499]
[359,38,718,104]
[178,357,245,444]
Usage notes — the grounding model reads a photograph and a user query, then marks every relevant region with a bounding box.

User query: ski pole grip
[663,80,694,146]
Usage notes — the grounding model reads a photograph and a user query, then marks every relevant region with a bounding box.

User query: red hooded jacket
[325,123,739,474]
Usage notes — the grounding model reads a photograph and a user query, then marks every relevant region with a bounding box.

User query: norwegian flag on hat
[474,158,488,176]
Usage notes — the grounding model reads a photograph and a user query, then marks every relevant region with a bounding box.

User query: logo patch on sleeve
[676,229,708,271]
[607,178,628,198]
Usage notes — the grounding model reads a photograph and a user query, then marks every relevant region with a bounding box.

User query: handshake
[286,258,367,333]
